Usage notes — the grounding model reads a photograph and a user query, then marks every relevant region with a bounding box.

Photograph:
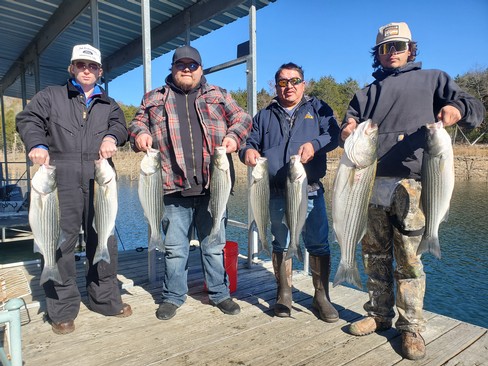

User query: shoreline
[111,147,488,183]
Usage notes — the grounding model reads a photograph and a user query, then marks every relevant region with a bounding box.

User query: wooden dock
[1,247,486,366]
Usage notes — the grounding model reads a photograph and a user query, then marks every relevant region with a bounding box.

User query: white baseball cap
[376,22,412,46]
[71,44,101,64]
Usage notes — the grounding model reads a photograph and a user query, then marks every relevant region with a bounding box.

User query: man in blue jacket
[341,22,485,360]
[240,62,340,322]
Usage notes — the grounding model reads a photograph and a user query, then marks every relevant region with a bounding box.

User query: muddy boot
[349,316,392,336]
[401,331,426,360]
[272,252,292,317]
[310,255,339,322]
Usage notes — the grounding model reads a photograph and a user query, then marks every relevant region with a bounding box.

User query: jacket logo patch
[304,112,314,119]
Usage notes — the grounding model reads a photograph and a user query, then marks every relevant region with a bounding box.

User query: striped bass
[93,159,118,264]
[285,155,307,262]
[332,120,378,289]
[208,146,231,243]
[418,121,455,259]
[138,148,165,251]
[250,157,271,256]
[29,164,63,285]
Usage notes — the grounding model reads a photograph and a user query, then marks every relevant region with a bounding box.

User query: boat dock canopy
[0,0,276,100]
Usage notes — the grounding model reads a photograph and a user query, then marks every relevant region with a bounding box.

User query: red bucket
[204,241,239,293]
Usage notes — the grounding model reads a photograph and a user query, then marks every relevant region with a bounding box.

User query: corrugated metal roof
[0,0,276,100]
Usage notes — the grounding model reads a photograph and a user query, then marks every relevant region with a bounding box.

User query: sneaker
[209,298,240,315]
[156,303,178,320]
[349,316,392,336]
[402,331,426,360]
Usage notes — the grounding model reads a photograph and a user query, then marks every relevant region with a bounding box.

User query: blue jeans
[161,194,230,306]
[270,187,330,256]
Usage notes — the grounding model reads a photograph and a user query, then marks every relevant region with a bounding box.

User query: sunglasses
[174,62,200,71]
[74,62,100,71]
[277,77,303,87]
[378,41,409,55]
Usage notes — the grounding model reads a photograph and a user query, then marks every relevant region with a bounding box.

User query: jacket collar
[372,61,422,81]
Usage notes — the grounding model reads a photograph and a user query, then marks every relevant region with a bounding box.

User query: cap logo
[383,25,400,38]
[82,50,94,56]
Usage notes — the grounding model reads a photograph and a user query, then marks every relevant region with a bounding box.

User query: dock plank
[1,250,486,366]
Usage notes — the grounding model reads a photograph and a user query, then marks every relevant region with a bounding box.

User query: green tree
[454,68,488,144]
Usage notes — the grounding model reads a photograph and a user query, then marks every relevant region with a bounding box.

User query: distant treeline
[2,68,487,151]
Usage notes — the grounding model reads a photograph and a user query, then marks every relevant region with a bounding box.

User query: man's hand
[222,137,237,154]
[135,133,153,152]
[99,138,118,159]
[341,118,358,142]
[298,142,314,164]
[28,148,50,166]
[243,149,261,167]
[438,105,461,127]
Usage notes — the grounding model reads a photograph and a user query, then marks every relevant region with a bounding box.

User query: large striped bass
[332,120,378,289]
[418,121,455,259]
[250,157,270,256]
[29,164,63,285]
[138,148,164,252]
[285,155,307,262]
[208,146,231,243]
[93,159,118,264]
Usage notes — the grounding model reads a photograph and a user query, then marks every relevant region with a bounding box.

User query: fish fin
[285,247,296,261]
[39,265,63,286]
[93,246,111,265]
[33,239,43,255]
[417,236,441,259]
[333,260,362,290]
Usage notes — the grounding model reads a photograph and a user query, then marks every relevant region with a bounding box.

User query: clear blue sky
[108,0,488,107]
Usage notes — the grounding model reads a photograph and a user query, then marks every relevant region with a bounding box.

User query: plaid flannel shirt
[129,83,251,193]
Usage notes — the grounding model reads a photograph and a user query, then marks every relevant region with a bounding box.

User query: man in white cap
[129,45,251,320]
[340,22,485,360]
[16,44,132,335]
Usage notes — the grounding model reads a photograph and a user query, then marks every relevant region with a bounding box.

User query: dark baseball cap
[172,45,202,65]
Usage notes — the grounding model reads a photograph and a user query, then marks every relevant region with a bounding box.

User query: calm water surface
[116,177,488,329]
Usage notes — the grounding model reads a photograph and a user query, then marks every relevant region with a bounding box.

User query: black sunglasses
[74,62,100,71]
[174,62,200,71]
[277,77,303,87]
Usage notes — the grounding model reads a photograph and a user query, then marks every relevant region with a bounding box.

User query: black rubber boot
[272,252,292,317]
[310,254,339,322]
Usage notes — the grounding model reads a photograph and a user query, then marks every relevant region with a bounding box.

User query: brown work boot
[51,320,75,335]
[402,331,426,360]
[349,316,392,336]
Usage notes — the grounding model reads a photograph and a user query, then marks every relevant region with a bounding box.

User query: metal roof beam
[104,0,246,77]
[0,0,90,95]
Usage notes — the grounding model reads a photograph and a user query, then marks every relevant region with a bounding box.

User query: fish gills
[29,164,63,285]
[285,155,307,262]
[418,121,455,259]
[332,120,378,289]
[250,157,271,256]
[93,159,118,264]
[208,146,232,243]
[138,148,165,251]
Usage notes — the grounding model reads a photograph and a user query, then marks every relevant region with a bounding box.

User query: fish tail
[333,261,362,290]
[93,246,111,265]
[149,236,165,252]
[40,265,63,286]
[285,246,297,261]
[417,236,441,259]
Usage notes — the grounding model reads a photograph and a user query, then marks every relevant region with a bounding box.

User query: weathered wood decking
[2,248,487,366]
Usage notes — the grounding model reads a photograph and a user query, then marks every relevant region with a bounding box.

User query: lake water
[116,176,488,329]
